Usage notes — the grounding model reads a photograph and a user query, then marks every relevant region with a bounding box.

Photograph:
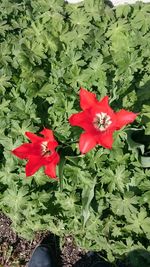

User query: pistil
[93,112,112,131]
[41,141,51,156]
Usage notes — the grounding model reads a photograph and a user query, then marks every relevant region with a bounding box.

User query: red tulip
[12,128,60,178]
[69,88,138,154]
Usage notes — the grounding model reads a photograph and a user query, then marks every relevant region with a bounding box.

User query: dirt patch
[0,212,97,267]
[0,212,44,266]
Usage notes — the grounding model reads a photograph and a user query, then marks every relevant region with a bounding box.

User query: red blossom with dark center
[69,88,138,154]
[12,128,60,178]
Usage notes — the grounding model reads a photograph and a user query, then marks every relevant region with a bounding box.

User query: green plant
[0,0,150,264]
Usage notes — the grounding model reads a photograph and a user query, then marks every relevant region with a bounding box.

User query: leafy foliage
[0,0,150,264]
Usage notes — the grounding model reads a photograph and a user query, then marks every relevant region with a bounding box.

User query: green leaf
[82,177,96,226]
[125,208,150,235]
[110,192,138,219]
[84,0,104,20]
[58,152,66,191]
[100,166,129,193]
[126,128,145,155]
[140,156,150,168]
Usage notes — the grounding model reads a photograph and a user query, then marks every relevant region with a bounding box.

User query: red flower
[12,128,60,178]
[69,88,138,154]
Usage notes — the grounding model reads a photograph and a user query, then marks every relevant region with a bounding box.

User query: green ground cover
[0,0,150,264]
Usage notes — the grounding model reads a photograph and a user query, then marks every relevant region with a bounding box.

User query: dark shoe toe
[91,261,112,267]
[28,245,54,267]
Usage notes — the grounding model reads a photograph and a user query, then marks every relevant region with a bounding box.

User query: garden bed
[0,212,83,266]
[0,0,150,266]
[0,212,100,267]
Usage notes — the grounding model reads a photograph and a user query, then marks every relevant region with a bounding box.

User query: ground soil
[0,212,101,267]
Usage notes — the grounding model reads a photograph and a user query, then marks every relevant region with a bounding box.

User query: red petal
[52,152,60,165]
[44,153,60,178]
[44,164,57,178]
[115,110,138,130]
[97,131,114,149]
[12,142,42,159]
[12,143,35,159]
[25,132,42,142]
[98,96,114,116]
[47,141,58,151]
[79,132,97,154]
[69,111,96,133]
[99,96,109,105]
[40,128,55,141]
[80,88,98,110]
[25,156,44,176]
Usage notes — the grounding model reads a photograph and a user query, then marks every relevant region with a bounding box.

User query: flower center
[93,112,112,131]
[41,141,51,157]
